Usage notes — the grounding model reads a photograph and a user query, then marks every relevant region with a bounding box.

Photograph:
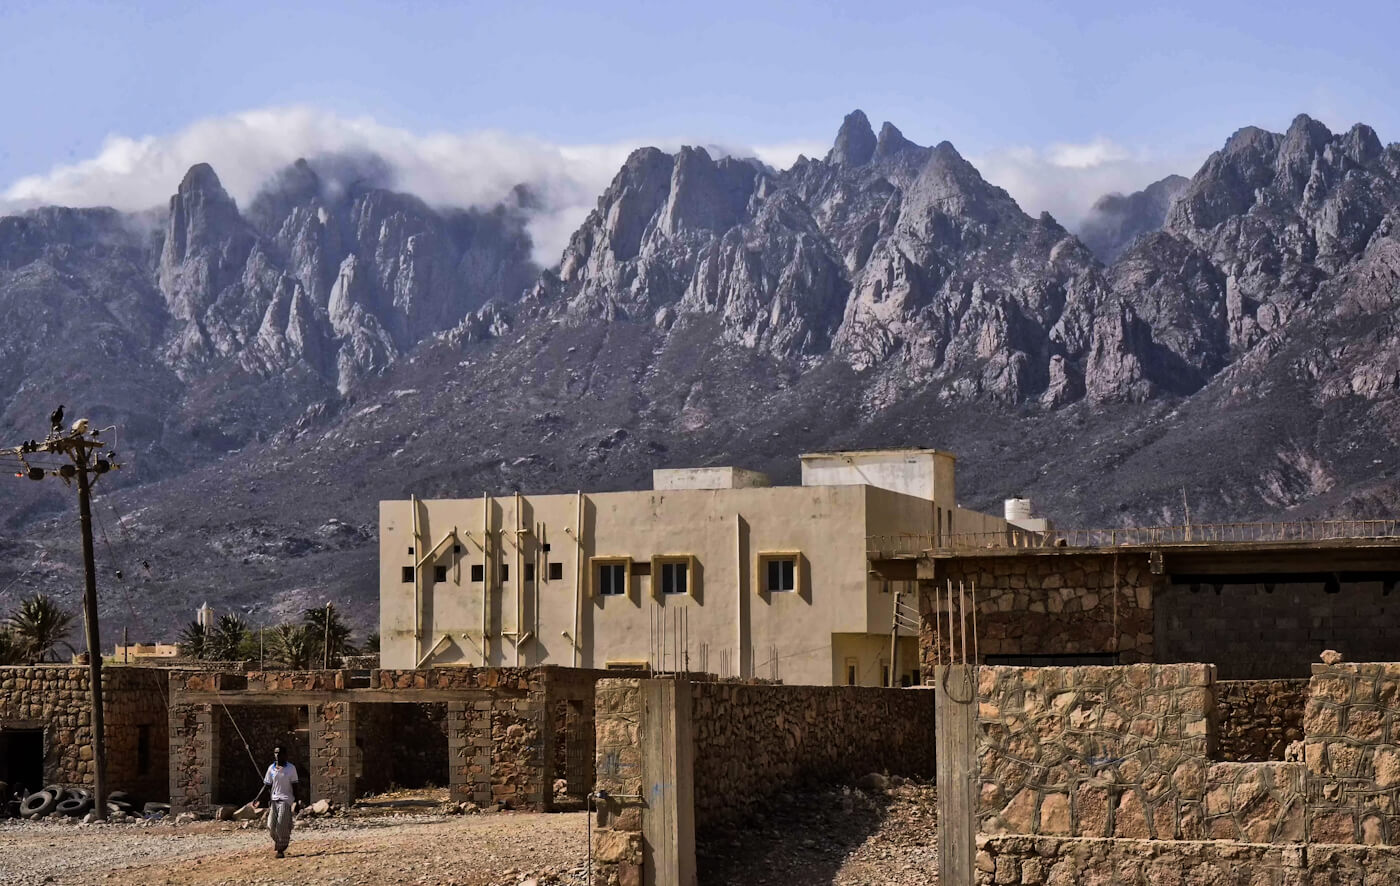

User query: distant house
[379,449,1006,686]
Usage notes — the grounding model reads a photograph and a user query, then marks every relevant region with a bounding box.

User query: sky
[1,0,1395,259]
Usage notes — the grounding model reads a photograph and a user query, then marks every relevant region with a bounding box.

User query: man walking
[252,745,303,857]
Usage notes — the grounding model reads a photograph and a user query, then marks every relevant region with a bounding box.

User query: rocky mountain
[3,111,1400,642]
[1079,174,1189,262]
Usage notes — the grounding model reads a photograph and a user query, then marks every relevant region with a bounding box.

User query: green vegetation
[4,593,77,663]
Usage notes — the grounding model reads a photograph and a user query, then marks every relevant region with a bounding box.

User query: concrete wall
[0,665,168,799]
[799,449,954,504]
[1215,679,1309,762]
[1155,579,1400,679]
[380,483,939,685]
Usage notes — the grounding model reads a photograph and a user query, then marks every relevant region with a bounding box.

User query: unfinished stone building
[0,665,168,799]
[167,666,607,813]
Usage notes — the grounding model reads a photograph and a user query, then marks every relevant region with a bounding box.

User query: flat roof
[799,448,956,460]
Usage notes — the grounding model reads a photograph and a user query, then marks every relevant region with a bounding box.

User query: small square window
[543,543,551,552]
[433,565,447,583]
[453,544,462,554]
[548,562,563,581]
[470,564,484,582]
[525,564,535,581]
[408,546,415,556]
[598,563,627,596]
[659,561,689,595]
[765,557,796,592]
[401,566,415,583]
[500,564,510,582]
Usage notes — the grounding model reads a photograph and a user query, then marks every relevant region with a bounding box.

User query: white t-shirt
[263,762,299,802]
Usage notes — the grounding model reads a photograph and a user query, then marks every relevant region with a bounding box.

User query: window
[659,561,688,595]
[433,565,447,583]
[470,564,484,582]
[525,564,536,582]
[845,659,858,686]
[761,555,797,593]
[543,543,551,552]
[453,543,462,554]
[881,664,890,687]
[597,562,627,596]
[401,566,414,583]
[408,546,415,556]
[548,562,563,581]
[500,564,510,582]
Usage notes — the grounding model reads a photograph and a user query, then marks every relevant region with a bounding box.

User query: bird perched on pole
[50,404,65,433]
[70,418,90,435]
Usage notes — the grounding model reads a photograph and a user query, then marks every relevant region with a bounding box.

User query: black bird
[49,405,64,432]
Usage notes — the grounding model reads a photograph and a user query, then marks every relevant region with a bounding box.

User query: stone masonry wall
[215,705,302,805]
[690,682,937,830]
[0,665,168,797]
[1215,679,1309,762]
[1303,662,1400,845]
[924,554,1156,679]
[978,664,1215,841]
[591,678,644,886]
[976,834,1400,885]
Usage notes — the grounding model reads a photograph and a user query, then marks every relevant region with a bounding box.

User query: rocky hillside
[2,111,1399,640]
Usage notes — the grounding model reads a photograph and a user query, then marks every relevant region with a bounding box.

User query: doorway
[0,728,45,792]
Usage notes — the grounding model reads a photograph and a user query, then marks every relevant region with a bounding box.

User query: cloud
[0,107,668,263]
[972,139,1200,230]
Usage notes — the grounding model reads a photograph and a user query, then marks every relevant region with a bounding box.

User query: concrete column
[640,679,696,886]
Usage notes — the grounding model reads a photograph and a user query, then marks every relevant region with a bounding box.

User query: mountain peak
[827,110,877,167]
[873,121,918,160]
[178,162,230,198]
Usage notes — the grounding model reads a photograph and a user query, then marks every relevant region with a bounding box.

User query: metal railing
[867,519,1400,556]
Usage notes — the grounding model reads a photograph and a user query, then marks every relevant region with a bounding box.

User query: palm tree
[272,624,316,670]
[364,633,380,654]
[303,605,356,667]
[6,594,77,662]
[208,613,249,661]
[177,620,208,659]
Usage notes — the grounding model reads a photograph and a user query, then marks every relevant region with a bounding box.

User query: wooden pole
[323,602,332,670]
[74,445,108,820]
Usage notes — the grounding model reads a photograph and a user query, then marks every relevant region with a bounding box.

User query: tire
[21,790,58,819]
[107,790,130,803]
[57,796,92,816]
[142,801,171,815]
[68,788,93,802]
[44,784,64,798]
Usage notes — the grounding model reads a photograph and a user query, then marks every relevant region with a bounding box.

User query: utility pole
[3,415,121,821]
[323,602,332,670]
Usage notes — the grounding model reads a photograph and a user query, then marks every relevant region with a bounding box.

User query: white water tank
[1004,497,1033,522]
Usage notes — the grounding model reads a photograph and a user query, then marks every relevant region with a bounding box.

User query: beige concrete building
[379,449,1005,685]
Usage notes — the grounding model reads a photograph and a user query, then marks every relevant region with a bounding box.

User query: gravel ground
[0,811,591,886]
[698,777,939,885]
[0,780,937,886]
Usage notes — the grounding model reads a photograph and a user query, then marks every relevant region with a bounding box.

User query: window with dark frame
[433,564,447,583]
[548,562,563,581]
[659,560,689,595]
[598,563,627,596]
[470,564,484,582]
[525,563,535,582]
[846,664,857,686]
[765,557,796,592]
[401,566,414,583]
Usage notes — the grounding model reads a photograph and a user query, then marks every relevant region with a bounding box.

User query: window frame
[651,554,696,599]
[433,564,448,584]
[757,551,801,595]
[401,566,415,583]
[591,557,632,598]
[469,564,484,583]
[548,561,564,582]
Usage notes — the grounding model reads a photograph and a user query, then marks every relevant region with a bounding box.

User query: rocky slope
[2,111,1400,640]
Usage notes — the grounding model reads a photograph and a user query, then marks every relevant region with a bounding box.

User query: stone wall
[0,665,168,798]
[689,682,937,830]
[1204,761,1306,843]
[976,834,1400,884]
[1303,662,1400,844]
[591,678,644,886]
[215,705,303,804]
[1155,580,1400,679]
[978,664,1215,841]
[1215,679,1308,762]
[354,703,447,795]
[923,554,1156,679]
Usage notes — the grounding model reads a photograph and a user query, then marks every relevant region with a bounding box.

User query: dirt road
[0,812,590,886]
